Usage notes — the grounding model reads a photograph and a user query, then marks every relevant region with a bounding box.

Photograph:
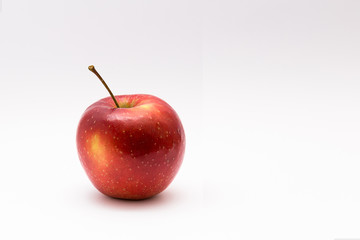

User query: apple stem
[88,65,120,108]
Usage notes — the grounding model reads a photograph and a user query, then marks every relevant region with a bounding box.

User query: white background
[1,1,360,239]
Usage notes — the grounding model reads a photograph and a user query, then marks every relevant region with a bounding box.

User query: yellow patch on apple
[89,134,108,167]
[138,104,153,110]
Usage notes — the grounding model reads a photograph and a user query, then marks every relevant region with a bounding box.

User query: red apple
[76,66,185,200]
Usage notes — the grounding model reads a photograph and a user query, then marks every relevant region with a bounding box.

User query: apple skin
[76,94,185,200]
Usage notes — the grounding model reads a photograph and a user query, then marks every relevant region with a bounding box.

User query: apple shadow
[89,188,179,210]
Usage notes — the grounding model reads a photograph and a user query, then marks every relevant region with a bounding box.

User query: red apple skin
[76,94,185,200]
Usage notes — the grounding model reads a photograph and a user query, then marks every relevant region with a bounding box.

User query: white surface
[1,1,360,239]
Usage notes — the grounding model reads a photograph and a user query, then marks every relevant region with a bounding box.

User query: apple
[76,66,185,200]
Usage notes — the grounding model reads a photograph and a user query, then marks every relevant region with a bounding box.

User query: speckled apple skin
[76,94,185,200]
